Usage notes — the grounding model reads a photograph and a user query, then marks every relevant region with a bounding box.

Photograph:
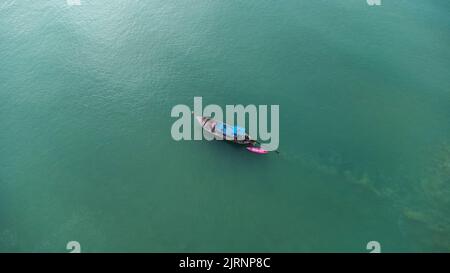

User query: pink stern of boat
[246,146,269,154]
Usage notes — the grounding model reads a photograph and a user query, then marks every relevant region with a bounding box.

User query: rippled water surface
[1,0,449,252]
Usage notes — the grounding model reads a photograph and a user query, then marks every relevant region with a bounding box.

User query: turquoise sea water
[1,0,449,252]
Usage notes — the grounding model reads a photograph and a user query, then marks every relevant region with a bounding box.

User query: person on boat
[245,135,257,146]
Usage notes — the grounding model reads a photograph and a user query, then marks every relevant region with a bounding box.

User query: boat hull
[195,116,253,145]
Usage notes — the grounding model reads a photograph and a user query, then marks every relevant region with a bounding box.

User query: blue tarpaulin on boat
[216,122,246,137]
